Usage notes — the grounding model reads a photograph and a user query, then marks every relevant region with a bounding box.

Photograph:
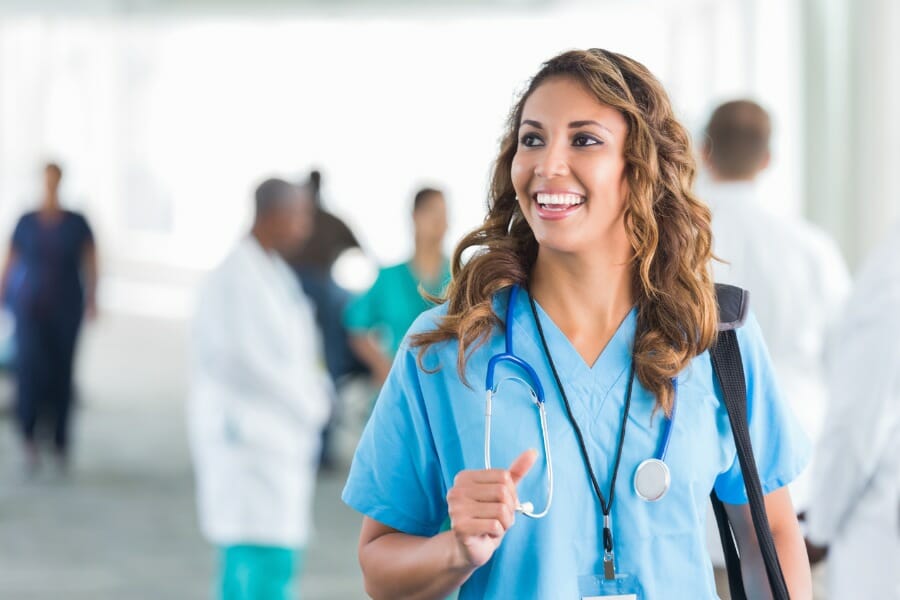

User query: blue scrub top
[10,210,93,321]
[343,288,809,599]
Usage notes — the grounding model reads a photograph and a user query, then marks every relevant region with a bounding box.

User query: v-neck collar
[509,286,637,398]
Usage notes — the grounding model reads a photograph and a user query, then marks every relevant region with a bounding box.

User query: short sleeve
[10,215,29,251]
[343,271,383,333]
[76,213,94,246]
[341,342,447,536]
[713,312,812,504]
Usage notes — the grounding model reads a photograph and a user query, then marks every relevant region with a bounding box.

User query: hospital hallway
[0,312,366,599]
[0,310,832,599]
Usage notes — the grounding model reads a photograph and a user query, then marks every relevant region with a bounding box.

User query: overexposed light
[331,247,378,293]
[0,1,806,316]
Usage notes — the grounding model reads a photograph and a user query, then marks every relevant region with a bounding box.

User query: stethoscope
[483,285,676,520]
[632,379,676,502]
[484,286,552,518]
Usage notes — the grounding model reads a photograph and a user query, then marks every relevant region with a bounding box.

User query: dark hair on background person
[413,187,443,213]
[255,178,297,218]
[410,48,718,415]
[704,100,771,179]
[44,162,63,179]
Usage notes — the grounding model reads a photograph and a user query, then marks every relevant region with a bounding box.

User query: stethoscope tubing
[484,284,677,516]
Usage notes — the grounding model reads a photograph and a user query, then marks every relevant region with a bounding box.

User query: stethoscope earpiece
[516,501,535,514]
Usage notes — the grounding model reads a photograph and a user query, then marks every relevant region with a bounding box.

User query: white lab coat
[701,181,850,568]
[187,236,331,548]
[807,223,900,599]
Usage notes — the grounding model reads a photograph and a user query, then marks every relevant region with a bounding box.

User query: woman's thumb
[508,449,538,484]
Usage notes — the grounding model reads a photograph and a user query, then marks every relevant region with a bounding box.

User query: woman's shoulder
[404,301,451,339]
[62,210,90,225]
[400,290,508,356]
[729,309,768,359]
[11,212,37,238]
[15,211,38,225]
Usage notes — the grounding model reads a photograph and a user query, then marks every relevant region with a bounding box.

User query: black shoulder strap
[714,283,749,332]
[710,284,790,600]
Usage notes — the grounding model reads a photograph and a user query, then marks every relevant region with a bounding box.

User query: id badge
[578,573,643,600]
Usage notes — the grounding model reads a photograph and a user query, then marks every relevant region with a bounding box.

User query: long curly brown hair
[411,48,718,414]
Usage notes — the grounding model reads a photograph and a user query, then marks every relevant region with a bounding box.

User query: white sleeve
[806,316,900,544]
[818,237,852,339]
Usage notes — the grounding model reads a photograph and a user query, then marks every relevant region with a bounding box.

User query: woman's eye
[520,133,544,147]
[573,134,601,147]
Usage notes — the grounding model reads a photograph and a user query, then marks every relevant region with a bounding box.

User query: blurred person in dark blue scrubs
[0,163,98,475]
[287,170,367,469]
[288,170,365,383]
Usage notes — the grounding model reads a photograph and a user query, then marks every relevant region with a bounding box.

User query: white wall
[0,0,809,316]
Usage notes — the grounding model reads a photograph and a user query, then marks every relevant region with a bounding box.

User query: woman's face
[413,192,448,246]
[511,76,630,258]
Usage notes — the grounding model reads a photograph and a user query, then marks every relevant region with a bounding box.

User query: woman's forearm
[739,522,811,599]
[348,333,393,385]
[772,515,813,599]
[360,530,475,600]
[0,246,16,302]
[729,488,812,600]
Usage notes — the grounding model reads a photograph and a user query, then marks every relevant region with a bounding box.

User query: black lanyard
[527,291,635,579]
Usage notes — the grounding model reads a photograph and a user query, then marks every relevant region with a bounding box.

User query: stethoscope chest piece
[633,458,670,502]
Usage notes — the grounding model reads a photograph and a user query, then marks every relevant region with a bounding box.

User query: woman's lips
[533,192,585,221]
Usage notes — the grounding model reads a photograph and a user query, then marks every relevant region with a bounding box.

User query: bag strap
[710,284,790,600]
[711,490,747,600]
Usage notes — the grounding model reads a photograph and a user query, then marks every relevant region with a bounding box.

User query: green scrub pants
[218,545,303,600]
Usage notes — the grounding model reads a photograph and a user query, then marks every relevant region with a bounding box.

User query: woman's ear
[700,140,713,166]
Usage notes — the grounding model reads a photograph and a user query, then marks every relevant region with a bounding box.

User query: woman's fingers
[457,482,516,504]
[449,497,516,530]
[447,455,540,569]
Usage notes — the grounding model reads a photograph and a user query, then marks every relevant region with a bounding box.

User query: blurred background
[0,0,897,598]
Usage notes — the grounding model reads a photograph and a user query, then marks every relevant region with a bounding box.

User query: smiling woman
[414,50,716,414]
[342,49,812,600]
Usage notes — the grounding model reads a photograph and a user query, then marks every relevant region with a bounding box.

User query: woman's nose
[533,141,570,179]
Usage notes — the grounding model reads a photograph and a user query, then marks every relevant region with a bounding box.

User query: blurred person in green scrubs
[344,188,450,386]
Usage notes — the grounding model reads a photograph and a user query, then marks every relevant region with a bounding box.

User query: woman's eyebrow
[520,119,613,135]
[569,120,613,134]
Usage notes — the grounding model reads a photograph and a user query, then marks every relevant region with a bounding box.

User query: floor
[0,313,366,599]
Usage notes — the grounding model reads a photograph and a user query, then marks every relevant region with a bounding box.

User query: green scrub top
[344,259,451,358]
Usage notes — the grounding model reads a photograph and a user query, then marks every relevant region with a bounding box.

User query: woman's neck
[412,240,444,281]
[41,195,61,213]
[529,246,635,365]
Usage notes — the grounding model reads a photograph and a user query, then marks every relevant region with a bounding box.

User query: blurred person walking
[344,187,450,387]
[288,170,365,384]
[805,222,900,599]
[700,100,850,511]
[287,170,367,469]
[0,162,97,475]
[188,178,332,600]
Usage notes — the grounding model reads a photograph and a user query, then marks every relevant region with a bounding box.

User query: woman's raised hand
[446,449,538,569]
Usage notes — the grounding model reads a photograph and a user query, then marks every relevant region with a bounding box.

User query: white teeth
[535,192,585,206]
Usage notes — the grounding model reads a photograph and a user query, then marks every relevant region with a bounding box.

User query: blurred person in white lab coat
[701,100,850,510]
[699,102,850,581]
[188,178,332,600]
[805,222,900,599]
